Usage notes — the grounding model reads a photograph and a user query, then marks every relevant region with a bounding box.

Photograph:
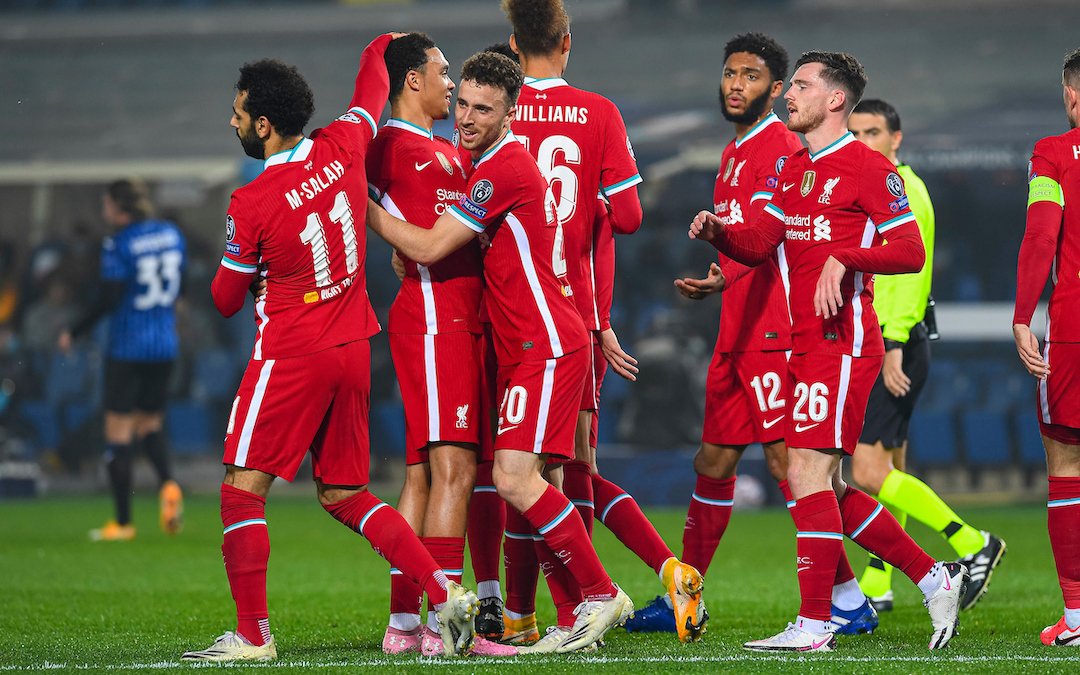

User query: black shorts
[858,323,930,448]
[103,359,174,414]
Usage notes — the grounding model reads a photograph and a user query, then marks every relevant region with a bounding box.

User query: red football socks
[524,484,617,601]
[468,461,504,589]
[563,460,595,537]
[593,473,674,575]
[839,486,935,584]
[220,484,271,647]
[323,491,448,606]
[682,475,736,574]
[535,536,583,627]
[503,503,539,616]
[792,490,844,621]
[1048,477,1080,610]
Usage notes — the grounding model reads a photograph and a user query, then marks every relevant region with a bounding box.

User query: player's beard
[238,124,266,160]
[786,104,825,134]
[720,87,773,125]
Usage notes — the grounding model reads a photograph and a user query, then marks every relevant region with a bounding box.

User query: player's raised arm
[366,198,475,266]
[345,33,399,135]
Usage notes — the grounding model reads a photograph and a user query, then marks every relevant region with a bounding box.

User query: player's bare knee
[692,443,742,479]
[315,481,366,506]
[762,441,789,482]
[850,456,887,494]
[223,465,274,499]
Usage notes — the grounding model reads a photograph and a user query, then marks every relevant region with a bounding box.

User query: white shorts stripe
[600,493,632,522]
[235,359,275,467]
[1040,343,1051,424]
[223,518,266,535]
[424,334,440,442]
[834,354,852,449]
[531,359,557,454]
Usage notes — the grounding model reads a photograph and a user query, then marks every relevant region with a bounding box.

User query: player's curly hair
[385,33,438,102]
[484,42,520,63]
[501,0,570,57]
[1064,47,1080,88]
[106,178,153,221]
[235,59,315,138]
[723,33,789,84]
[460,52,525,110]
[853,99,901,133]
[795,50,866,111]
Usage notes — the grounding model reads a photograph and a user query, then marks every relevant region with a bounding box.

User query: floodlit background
[0,0,1076,505]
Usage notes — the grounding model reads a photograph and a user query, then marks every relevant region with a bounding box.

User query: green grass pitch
[2,493,1078,673]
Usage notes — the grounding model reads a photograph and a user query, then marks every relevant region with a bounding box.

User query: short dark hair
[235,59,315,138]
[501,0,570,57]
[1064,47,1080,89]
[460,52,525,109]
[485,42,520,63]
[385,33,438,102]
[853,98,901,133]
[107,178,153,220]
[794,51,867,111]
[723,32,789,84]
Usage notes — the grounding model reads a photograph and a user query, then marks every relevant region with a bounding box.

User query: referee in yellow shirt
[847,99,1005,615]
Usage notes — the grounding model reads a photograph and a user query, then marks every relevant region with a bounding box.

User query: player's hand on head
[689,211,722,241]
[813,256,846,319]
[600,328,638,381]
[881,347,911,397]
[1013,323,1049,379]
[674,262,725,299]
[388,32,409,39]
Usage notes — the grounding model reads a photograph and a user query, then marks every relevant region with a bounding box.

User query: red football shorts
[478,323,499,463]
[785,351,882,455]
[703,350,790,446]
[223,340,371,484]
[579,331,602,412]
[1038,342,1080,432]
[589,337,608,448]
[389,331,484,464]
[494,347,589,461]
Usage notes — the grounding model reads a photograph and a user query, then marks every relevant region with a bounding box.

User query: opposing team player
[367,34,513,657]
[182,34,480,662]
[367,51,634,654]
[1013,46,1080,648]
[62,179,186,542]
[691,51,967,652]
[848,99,1006,613]
[628,33,875,638]
[501,0,706,648]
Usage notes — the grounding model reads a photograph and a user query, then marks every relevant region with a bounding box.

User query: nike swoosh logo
[763,417,783,429]
[943,575,951,591]
[782,183,795,192]
[811,638,831,649]
[1055,633,1080,646]
[415,161,432,171]
[797,566,810,572]
[496,424,519,435]
[794,422,820,432]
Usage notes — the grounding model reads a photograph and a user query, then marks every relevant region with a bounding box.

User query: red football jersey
[512,77,641,331]
[712,113,801,353]
[761,133,920,356]
[223,110,382,360]
[367,119,482,335]
[1016,128,1080,343]
[592,199,615,331]
[447,131,589,365]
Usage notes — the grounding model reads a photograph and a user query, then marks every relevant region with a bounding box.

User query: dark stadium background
[0,0,1076,506]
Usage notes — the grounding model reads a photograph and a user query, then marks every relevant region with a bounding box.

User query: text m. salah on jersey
[284,160,346,210]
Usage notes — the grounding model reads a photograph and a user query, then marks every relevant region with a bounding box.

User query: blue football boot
[831,597,879,635]
[622,595,677,634]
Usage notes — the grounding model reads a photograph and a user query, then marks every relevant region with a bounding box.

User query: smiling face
[455,79,515,159]
[418,48,456,121]
[784,62,834,134]
[720,51,780,125]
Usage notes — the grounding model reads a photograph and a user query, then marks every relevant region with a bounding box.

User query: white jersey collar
[384,118,434,140]
[809,131,856,163]
[474,130,519,168]
[735,112,783,149]
[524,76,569,91]
[264,137,313,169]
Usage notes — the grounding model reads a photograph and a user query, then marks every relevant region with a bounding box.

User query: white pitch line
[6,654,1080,670]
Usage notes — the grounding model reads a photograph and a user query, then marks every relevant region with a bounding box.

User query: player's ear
[891,130,903,154]
[770,79,784,99]
[406,68,422,93]
[562,31,571,55]
[830,89,846,113]
[255,116,273,140]
[509,34,520,55]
